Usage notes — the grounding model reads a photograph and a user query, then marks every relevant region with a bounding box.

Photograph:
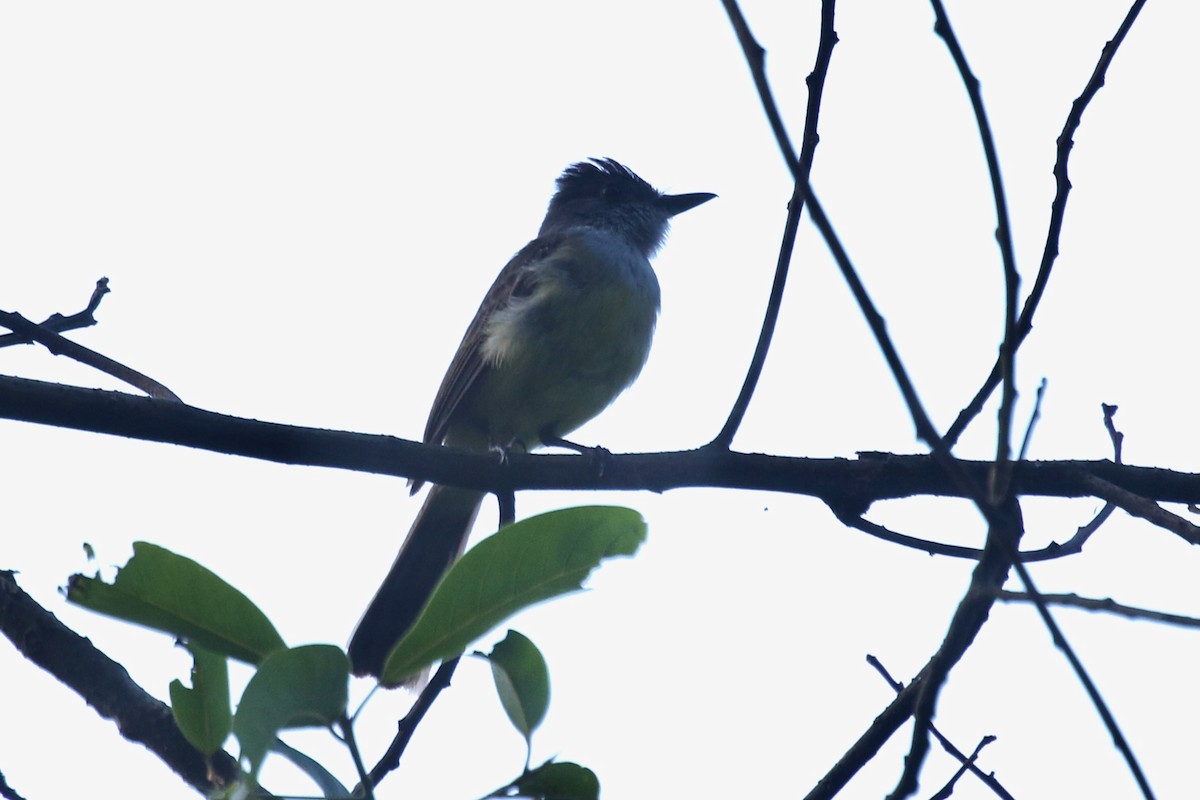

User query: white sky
[1,2,1197,798]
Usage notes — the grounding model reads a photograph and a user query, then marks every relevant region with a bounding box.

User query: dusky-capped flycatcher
[348,158,714,678]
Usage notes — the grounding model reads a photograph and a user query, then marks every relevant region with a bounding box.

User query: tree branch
[945,0,1150,446]
[995,590,1200,629]
[3,375,1200,507]
[0,571,240,794]
[712,0,838,448]
[866,655,1013,800]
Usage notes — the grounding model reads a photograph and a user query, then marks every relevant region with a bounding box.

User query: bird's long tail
[348,484,485,679]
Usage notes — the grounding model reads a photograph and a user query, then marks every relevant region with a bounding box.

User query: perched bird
[348,158,714,678]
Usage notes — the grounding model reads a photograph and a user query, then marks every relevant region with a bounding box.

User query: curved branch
[0,571,240,794]
[712,0,838,448]
[2,374,1200,507]
[928,0,1021,476]
[945,0,1150,446]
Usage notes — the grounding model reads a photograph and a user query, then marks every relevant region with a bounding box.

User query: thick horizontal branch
[3,373,1200,508]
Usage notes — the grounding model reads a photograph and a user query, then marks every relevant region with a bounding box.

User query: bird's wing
[421,234,557,449]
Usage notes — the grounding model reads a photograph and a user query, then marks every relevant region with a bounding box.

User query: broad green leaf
[169,642,232,755]
[380,506,645,687]
[514,760,600,800]
[68,541,285,664]
[233,644,349,780]
[486,630,550,745]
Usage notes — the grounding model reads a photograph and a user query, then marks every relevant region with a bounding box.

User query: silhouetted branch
[833,504,1117,563]
[0,571,240,794]
[928,0,1021,480]
[0,277,110,348]
[3,374,1200,505]
[0,769,26,800]
[891,499,1021,800]
[358,657,461,794]
[945,0,1150,446]
[996,591,1200,629]
[0,279,180,401]
[1082,474,1200,545]
[866,655,1013,800]
[928,736,999,800]
[712,0,838,448]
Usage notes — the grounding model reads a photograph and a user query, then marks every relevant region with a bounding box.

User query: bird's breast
[470,229,661,445]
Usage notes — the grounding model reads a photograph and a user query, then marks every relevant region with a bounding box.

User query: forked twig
[945,0,1150,446]
[866,655,1014,800]
[0,279,181,401]
[0,277,110,348]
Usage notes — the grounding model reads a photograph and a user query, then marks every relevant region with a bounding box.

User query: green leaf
[270,738,351,799]
[486,630,550,746]
[169,642,232,755]
[380,506,645,687]
[514,760,600,800]
[68,541,285,664]
[232,644,349,780]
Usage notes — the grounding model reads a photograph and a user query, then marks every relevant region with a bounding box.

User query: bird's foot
[539,429,612,478]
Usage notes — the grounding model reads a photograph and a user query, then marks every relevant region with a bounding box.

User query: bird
[348,158,714,679]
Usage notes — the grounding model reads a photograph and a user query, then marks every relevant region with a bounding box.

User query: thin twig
[1082,473,1200,545]
[0,296,181,402]
[890,499,1021,800]
[339,714,375,800]
[1102,403,1124,463]
[945,0,1149,446]
[1008,551,1156,798]
[927,0,1021,490]
[996,590,1200,629]
[359,656,461,793]
[0,277,110,349]
[711,0,838,448]
[835,506,1112,563]
[1017,379,1047,462]
[928,736,998,800]
[0,769,27,800]
[1,278,178,400]
[804,512,1017,800]
[866,656,1014,800]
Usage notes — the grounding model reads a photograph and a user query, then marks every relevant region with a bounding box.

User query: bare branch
[928,0,1021,486]
[0,769,27,800]
[1017,378,1047,462]
[834,504,1114,563]
[7,371,1200,503]
[866,656,1014,800]
[945,0,1150,446]
[4,374,1200,505]
[358,657,461,794]
[0,571,240,794]
[996,591,1200,629]
[0,277,110,349]
[0,279,181,401]
[928,736,999,800]
[804,508,1016,800]
[891,500,1021,800]
[1007,548,1156,798]
[1082,473,1200,545]
[711,0,838,448]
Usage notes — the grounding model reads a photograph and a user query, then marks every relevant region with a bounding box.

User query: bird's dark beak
[659,191,717,217]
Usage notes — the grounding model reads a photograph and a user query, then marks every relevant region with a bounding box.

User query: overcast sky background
[1,2,1197,798]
